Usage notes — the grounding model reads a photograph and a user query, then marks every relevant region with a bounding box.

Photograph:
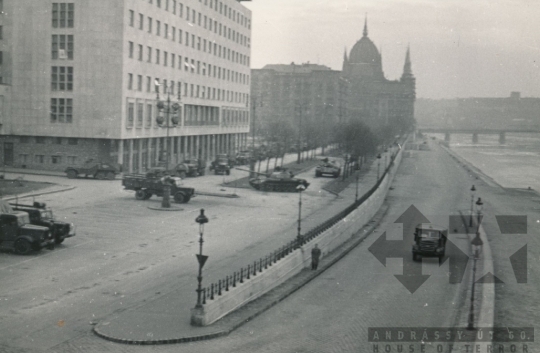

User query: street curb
[195,191,240,198]
[439,142,495,346]
[147,205,184,211]
[1,185,77,201]
[92,204,390,345]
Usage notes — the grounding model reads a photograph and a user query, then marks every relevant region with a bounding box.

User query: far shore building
[251,19,416,138]
[0,0,252,172]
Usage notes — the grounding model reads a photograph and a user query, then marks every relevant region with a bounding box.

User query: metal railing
[201,143,401,305]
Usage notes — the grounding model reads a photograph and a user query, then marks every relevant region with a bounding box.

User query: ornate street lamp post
[155,81,181,208]
[195,209,209,308]
[355,170,360,202]
[467,230,484,330]
[296,184,306,247]
[476,197,484,232]
[469,185,476,227]
[384,148,388,170]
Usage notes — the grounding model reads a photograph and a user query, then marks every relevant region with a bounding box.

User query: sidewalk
[93,157,384,345]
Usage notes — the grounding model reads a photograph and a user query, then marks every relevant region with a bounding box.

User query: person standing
[311,244,322,270]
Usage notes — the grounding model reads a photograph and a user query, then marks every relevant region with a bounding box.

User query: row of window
[127,21,250,67]
[143,0,251,30]
[50,98,73,123]
[51,66,73,91]
[128,73,248,104]
[130,9,250,49]
[19,136,78,145]
[19,154,77,165]
[52,3,74,28]
[52,35,74,60]
[128,43,249,82]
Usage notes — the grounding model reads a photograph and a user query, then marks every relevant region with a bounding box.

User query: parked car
[122,171,196,204]
[10,201,76,244]
[0,209,53,255]
[65,159,118,180]
[209,154,232,175]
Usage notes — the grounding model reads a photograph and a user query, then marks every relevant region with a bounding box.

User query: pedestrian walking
[311,244,321,270]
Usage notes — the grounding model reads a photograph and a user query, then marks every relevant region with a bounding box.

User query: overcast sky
[242,0,540,99]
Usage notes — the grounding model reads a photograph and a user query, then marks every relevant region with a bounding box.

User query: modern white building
[0,0,251,172]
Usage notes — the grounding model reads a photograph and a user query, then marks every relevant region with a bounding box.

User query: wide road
[0,153,372,353]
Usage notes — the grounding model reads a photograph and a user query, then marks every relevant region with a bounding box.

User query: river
[430,132,540,192]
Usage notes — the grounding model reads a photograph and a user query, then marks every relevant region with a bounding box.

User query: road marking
[0,240,94,271]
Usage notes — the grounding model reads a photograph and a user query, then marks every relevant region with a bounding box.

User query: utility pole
[249,94,262,177]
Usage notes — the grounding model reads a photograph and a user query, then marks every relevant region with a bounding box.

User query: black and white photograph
[0,0,538,352]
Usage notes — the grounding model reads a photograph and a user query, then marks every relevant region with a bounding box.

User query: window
[186,6,190,20]
[0,26,3,40]
[171,54,175,68]
[179,29,183,43]
[68,138,78,145]
[147,46,152,62]
[128,73,133,89]
[51,155,62,164]
[67,156,77,165]
[51,66,73,91]
[19,154,29,164]
[127,102,134,128]
[129,10,134,26]
[52,35,74,59]
[157,0,161,8]
[52,3,74,28]
[128,41,134,58]
[50,98,73,123]
[165,0,169,11]
[146,104,152,127]
[148,17,152,32]
[164,24,168,38]
[172,26,176,41]
[156,49,160,64]
[156,20,161,35]
[185,31,189,46]
[139,13,144,29]
[137,103,143,128]
[163,51,168,66]
[138,44,143,60]
[35,155,45,164]
[172,0,176,14]
[36,137,46,144]
[137,75,142,91]
[179,3,183,17]
[178,55,182,70]
[146,76,152,92]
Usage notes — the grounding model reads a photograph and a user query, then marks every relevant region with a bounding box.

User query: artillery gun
[237,168,310,192]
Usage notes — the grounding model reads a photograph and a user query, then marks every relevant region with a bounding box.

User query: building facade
[250,63,341,137]
[0,0,252,172]
[341,20,415,134]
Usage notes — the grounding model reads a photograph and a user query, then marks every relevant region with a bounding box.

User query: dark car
[0,211,52,254]
[210,154,232,175]
[10,202,76,244]
[412,223,447,261]
[65,159,118,180]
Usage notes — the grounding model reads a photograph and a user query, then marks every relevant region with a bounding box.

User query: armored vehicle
[248,169,310,192]
[65,159,118,180]
[0,210,53,254]
[315,159,341,178]
[235,150,252,165]
[122,172,196,203]
[209,154,232,175]
[412,223,448,261]
[174,159,206,178]
[10,201,76,244]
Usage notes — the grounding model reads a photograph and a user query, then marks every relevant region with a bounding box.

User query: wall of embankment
[191,141,406,326]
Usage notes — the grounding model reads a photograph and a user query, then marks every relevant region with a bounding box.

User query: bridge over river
[417,127,540,144]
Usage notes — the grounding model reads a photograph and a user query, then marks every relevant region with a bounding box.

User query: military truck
[10,201,76,244]
[122,171,196,203]
[315,159,341,178]
[65,159,118,180]
[174,159,206,178]
[412,223,448,261]
[209,154,232,175]
[0,210,53,254]
[235,150,252,165]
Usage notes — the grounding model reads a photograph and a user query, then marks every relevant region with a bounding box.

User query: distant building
[250,63,341,136]
[0,0,252,172]
[341,19,416,134]
[251,18,415,140]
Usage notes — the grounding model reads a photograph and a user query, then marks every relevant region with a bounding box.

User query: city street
[0,153,368,353]
[0,140,478,353]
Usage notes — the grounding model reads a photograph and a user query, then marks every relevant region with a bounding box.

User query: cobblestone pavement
[28,139,478,353]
